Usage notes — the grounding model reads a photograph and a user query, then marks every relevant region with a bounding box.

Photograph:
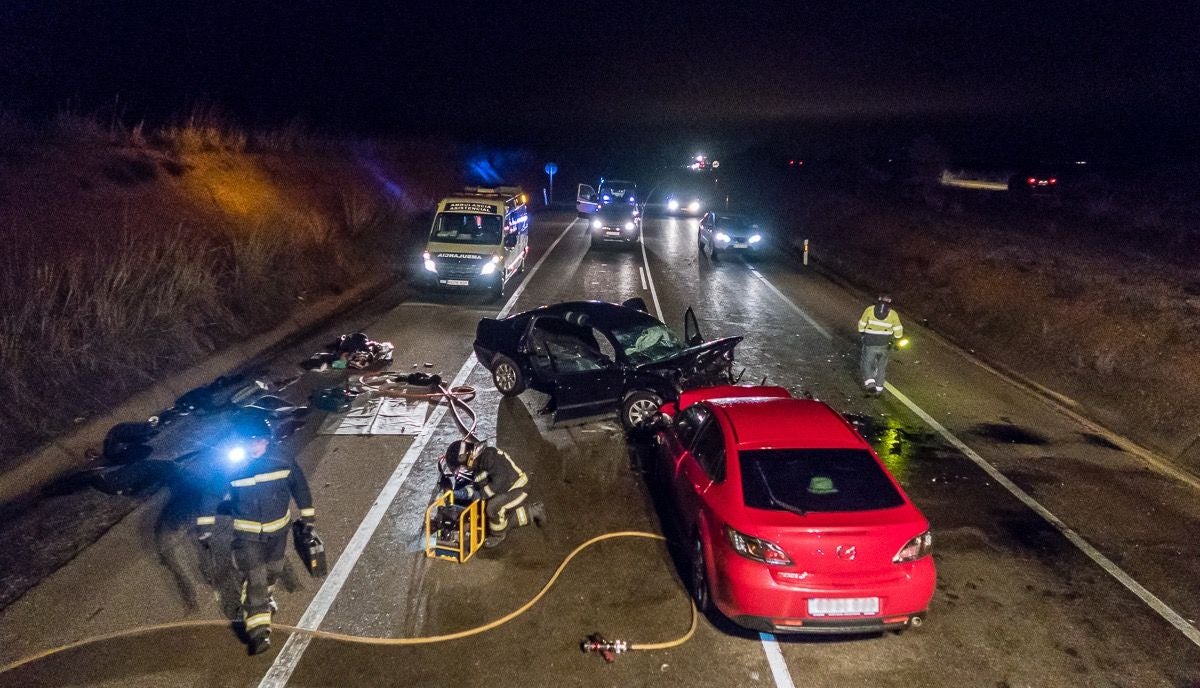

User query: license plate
[733,242,748,248]
[444,279,469,286]
[807,597,879,617]
[605,230,621,236]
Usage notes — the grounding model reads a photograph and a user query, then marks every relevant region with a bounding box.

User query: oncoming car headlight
[689,200,701,213]
[592,218,603,229]
[624,221,635,231]
[749,234,762,244]
[715,232,731,243]
[422,251,437,273]
[667,198,680,211]
[480,255,501,275]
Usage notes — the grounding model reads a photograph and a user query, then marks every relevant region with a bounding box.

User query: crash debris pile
[301,332,395,371]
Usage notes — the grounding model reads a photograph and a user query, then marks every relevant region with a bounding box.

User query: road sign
[544,162,558,176]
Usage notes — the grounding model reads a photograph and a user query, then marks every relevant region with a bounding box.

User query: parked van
[421,187,530,299]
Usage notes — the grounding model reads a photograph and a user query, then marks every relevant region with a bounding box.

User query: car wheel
[691,535,712,614]
[621,390,663,432]
[490,354,526,396]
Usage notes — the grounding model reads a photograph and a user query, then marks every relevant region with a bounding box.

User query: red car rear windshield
[740,449,905,512]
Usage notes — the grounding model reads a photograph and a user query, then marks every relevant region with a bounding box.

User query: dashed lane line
[258,218,580,687]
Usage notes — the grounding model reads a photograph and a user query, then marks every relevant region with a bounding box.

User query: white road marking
[744,264,832,340]
[639,266,648,291]
[259,218,580,687]
[638,231,664,320]
[886,382,1200,648]
[758,633,798,688]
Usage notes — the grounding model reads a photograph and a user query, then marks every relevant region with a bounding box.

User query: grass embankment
[785,172,1200,467]
[0,114,457,465]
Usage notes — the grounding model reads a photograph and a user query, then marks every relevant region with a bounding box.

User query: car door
[576,184,598,216]
[548,333,625,422]
[518,317,557,387]
[674,411,727,536]
[697,212,713,247]
[660,404,709,495]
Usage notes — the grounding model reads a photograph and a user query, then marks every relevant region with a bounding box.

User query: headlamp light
[749,234,762,244]
[667,198,679,211]
[422,251,437,273]
[715,232,731,243]
[624,222,635,231]
[226,446,248,464]
[689,200,701,213]
[480,255,501,275]
[592,219,602,229]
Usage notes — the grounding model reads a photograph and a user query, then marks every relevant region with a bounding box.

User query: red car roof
[707,397,866,450]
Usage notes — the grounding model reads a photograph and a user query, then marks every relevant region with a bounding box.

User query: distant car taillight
[726,526,793,566]
[893,531,933,563]
[1026,177,1036,185]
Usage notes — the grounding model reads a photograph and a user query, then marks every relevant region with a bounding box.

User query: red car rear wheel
[690,535,712,614]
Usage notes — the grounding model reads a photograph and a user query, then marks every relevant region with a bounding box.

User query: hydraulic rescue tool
[294,520,328,577]
[424,491,486,563]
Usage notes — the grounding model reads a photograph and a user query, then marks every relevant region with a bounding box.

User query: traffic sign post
[544,162,558,203]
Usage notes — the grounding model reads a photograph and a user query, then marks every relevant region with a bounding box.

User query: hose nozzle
[581,633,628,663]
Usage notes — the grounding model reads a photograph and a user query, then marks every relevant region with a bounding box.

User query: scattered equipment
[424,491,486,563]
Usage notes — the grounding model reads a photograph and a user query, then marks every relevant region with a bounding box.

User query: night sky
[2,1,1197,159]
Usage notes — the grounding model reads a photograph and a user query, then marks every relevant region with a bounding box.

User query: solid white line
[259,218,579,687]
[758,633,798,688]
[638,266,648,291]
[886,382,1200,649]
[638,230,664,320]
[745,264,832,340]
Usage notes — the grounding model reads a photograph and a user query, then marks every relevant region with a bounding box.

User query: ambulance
[421,187,530,299]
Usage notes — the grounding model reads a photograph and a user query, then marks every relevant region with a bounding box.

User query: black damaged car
[473,299,742,430]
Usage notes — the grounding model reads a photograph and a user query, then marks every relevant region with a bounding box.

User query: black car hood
[632,335,743,372]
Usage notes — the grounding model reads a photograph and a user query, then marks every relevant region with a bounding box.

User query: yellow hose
[1,531,695,675]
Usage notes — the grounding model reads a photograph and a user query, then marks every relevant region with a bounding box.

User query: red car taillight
[893,531,933,563]
[725,526,793,566]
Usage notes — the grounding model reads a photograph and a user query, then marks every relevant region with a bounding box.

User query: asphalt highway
[1,212,1198,687]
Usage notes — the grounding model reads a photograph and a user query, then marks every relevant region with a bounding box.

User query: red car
[652,385,935,634]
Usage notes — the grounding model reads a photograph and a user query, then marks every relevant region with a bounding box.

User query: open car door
[576,184,598,216]
[683,307,704,347]
[544,328,624,423]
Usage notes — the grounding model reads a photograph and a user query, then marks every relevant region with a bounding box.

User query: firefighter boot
[248,628,271,656]
[528,502,548,528]
[483,530,507,549]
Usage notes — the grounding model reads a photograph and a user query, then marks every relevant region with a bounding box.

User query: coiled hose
[0,531,696,675]
[357,372,480,440]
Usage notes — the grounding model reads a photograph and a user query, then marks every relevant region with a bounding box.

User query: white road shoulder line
[758,633,798,688]
[745,264,832,340]
[886,382,1200,648]
[258,219,579,687]
[638,266,648,291]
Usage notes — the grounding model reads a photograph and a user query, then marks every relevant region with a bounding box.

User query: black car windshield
[741,449,905,512]
[600,184,634,200]
[611,323,687,365]
[431,213,503,245]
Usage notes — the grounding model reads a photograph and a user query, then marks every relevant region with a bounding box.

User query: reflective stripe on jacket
[470,447,528,498]
[857,304,904,346]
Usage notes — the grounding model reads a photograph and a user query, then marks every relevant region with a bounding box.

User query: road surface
[1,212,1198,687]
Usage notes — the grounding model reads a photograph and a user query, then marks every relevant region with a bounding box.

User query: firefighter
[856,294,904,396]
[444,438,546,548]
[195,413,316,655]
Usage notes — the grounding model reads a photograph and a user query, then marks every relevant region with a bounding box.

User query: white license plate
[605,230,621,236]
[444,279,469,286]
[733,242,748,248]
[807,597,879,617]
